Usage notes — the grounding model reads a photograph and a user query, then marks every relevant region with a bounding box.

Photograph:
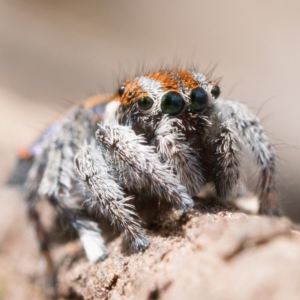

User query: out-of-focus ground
[0,1,299,299]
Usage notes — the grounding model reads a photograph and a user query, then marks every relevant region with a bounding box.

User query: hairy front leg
[96,123,194,211]
[74,143,149,251]
[153,116,204,196]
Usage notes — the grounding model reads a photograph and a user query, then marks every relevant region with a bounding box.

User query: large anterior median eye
[190,87,208,113]
[161,92,185,116]
[138,96,154,110]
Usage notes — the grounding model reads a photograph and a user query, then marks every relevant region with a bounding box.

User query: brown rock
[1,183,300,300]
[51,206,300,300]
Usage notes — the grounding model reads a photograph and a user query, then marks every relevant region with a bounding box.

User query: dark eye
[190,87,208,112]
[211,85,220,99]
[118,85,126,96]
[138,96,154,110]
[161,92,185,115]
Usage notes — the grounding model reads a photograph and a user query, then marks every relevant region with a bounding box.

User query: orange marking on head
[119,69,211,107]
[147,71,179,92]
[120,79,148,106]
[174,70,200,90]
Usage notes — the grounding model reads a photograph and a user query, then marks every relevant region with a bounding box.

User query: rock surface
[1,185,300,300]
[53,203,300,300]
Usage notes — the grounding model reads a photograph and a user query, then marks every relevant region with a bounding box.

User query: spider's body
[18,69,280,266]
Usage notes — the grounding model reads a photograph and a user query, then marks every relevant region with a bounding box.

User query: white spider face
[116,70,220,137]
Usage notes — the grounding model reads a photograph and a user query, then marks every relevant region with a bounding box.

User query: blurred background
[0,1,299,298]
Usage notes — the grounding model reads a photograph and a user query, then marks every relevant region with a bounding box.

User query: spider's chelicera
[16,69,281,268]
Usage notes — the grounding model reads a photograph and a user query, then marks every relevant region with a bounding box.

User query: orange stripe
[119,69,216,107]
[147,71,179,92]
[120,79,148,106]
[174,70,200,90]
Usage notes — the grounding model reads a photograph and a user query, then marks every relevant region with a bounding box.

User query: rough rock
[1,184,300,300]
[49,202,300,300]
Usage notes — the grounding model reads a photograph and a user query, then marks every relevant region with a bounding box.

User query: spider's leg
[38,106,96,198]
[74,219,108,262]
[221,100,281,215]
[24,149,56,283]
[153,116,204,196]
[74,143,148,251]
[96,123,194,211]
[257,163,280,215]
[235,117,280,216]
[211,119,241,199]
[15,118,66,274]
[25,106,110,264]
[47,193,109,263]
[37,106,113,260]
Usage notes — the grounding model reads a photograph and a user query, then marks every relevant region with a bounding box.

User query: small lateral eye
[161,92,185,116]
[138,96,154,110]
[211,85,220,99]
[190,87,208,113]
[118,85,126,96]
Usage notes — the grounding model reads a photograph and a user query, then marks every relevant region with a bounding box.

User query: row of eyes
[137,86,220,116]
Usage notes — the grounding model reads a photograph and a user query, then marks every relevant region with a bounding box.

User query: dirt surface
[55,208,300,300]
[0,187,48,300]
[1,186,300,300]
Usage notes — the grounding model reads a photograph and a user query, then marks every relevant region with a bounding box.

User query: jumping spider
[16,69,281,269]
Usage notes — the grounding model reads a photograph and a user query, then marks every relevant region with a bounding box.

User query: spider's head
[117,69,220,135]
